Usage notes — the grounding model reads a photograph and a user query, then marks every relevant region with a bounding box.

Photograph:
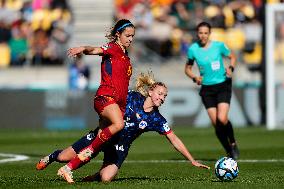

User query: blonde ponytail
[135,71,156,97]
[135,71,167,97]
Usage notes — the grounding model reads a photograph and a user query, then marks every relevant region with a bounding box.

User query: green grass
[0,127,284,189]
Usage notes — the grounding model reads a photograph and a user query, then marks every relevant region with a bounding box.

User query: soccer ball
[215,157,239,181]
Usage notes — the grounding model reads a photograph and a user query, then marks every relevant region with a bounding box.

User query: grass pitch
[0,127,284,189]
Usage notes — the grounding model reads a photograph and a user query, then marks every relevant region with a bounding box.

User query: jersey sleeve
[186,46,195,65]
[101,43,114,56]
[220,42,231,57]
[154,116,172,135]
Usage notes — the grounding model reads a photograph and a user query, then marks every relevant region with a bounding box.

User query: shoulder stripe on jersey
[104,57,112,76]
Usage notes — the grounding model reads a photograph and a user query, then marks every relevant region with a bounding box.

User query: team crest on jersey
[139,120,148,129]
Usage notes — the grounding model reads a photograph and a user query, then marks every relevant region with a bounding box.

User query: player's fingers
[67,50,75,57]
[68,52,78,58]
[202,165,210,169]
[198,164,210,169]
[195,162,210,169]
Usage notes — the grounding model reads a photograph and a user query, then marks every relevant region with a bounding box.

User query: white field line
[91,159,284,163]
[0,152,284,164]
[0,153,29,163]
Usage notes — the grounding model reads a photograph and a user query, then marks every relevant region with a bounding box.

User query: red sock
[66,128,113,170]
[91,127,113,151]
[67,156,82,170]
[67,146,92,170]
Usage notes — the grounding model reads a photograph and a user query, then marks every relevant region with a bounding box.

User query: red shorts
[93,95,125,115]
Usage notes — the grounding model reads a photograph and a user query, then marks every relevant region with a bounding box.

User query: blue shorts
[71,128,129,168]
[102,141,129,168]
[72,129,99,153]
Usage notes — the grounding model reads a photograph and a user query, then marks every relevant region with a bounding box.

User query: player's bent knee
[113,121,124,131]
[57,155,71,162]
[100,174,115,182]
[101,177,112,183]
[57,151,76,162]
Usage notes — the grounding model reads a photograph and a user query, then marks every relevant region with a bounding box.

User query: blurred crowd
[0,0,72,67]
[115,0,284,66]
[1,0,284,69]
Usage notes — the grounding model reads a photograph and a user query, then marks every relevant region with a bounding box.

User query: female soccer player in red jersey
[58,19,135,180]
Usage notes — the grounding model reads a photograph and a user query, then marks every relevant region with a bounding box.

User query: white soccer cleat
[57,165,74,184]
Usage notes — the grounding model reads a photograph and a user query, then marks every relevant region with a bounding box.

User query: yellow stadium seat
[204,5,219,18]
[225,28,246,51]
[275,41,284,64]
[0,43,11,67]
[31,9,52,31]
[223,6,235,28]
[243,43,262,65]
[210,28,226,42]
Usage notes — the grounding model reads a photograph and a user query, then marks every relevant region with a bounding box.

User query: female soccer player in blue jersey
[36,72,210,183]
[184,22,239,159]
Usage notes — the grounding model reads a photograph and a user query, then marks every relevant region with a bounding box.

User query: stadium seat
[225,28,246,51]
[243,42,261,65]
[275,41,284,64]
[31,9,52,31]
[210,28,226,42]
[0,43,11,67]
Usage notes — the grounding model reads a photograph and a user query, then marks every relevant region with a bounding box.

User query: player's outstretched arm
[67,46,103,58]
[165,132,210,169]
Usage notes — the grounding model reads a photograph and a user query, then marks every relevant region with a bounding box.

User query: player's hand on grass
[191,160,210,169]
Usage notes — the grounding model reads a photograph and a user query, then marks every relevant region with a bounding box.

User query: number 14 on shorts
[115,145,125,151]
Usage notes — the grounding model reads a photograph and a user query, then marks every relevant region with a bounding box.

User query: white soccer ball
[215,157,239,181]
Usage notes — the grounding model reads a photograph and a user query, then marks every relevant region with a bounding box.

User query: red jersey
[96,42,132,111]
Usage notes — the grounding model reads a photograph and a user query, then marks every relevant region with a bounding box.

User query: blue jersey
[187,41,231,85]
[120,90,171,142]
[72,91,172,168]
[116,91,171,147]
[103,91,172,167]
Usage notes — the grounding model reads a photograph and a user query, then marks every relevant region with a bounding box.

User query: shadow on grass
[77,176,177,183]
[114,176,156,182]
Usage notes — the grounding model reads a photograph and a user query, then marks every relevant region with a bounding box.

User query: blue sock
[49,150,63,163]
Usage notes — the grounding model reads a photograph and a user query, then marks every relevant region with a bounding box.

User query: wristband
[192,77,197,83]
[229,65,235,72]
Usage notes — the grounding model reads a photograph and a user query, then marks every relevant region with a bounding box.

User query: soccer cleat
[36,156,50,170]
[230,143,240,160]
[78,147,93,162]
[57,165,74,184]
